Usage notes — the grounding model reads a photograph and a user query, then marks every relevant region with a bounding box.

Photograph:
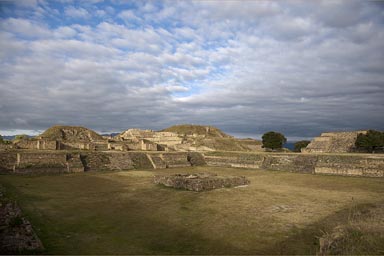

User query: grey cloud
[0,1,383,140]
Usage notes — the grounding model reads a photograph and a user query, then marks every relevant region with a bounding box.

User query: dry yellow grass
[1,166,384,254]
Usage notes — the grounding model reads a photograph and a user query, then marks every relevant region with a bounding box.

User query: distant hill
[39,125,104,142]
[2,135,16,140]
[101,133,120,137]
[1,135,33,141]
[161,124,232,138]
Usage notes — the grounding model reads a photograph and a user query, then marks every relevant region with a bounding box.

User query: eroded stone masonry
[0,150,383,178]
[8,125,262,152]
[303,131,367,153]
[154,173,250,192]
[0,125,383,178]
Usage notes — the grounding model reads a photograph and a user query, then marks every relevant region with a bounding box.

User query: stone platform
[153,173,250,192]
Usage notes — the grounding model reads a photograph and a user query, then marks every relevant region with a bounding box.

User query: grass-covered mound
[161,124,232,138]
[162,124,262,151]
[39,125,104,142]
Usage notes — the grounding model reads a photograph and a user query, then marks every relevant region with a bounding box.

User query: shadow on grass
[3,171,384,255]
[1,173,250,255]
[266,201,384,255]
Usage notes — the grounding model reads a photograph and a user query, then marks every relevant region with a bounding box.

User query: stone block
[154,173,250,192]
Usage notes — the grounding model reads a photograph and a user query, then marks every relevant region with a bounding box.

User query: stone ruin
[0,186,44,254]
[153,173,250,192]
[303,131,368,153]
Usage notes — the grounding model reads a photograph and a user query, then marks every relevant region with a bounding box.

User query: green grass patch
[1,167,384,254]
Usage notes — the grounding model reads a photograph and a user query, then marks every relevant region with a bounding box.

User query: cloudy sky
[0,0,383,140]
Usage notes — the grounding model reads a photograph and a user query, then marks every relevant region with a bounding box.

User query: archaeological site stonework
[154,173,250,192]
[303,131,367,153]
[0,150,383,178]
[0,125,383,178]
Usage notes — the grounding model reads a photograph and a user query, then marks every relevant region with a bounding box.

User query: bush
[262,131,287,150]
[355,130,384,153]
[294,140,311,152]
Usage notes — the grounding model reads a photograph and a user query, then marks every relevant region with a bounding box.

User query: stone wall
[0,185,44,254]
[154,173,250,192]
[204,152,264,168]
[1,150,383,178]
[15,152,68,174]
[14,140,38,150]
[66,153,84,172]
[116,129,183,147]
[159,152,192,168]
[79,152,112,171]
[0,152,17,172]
[58,142,93,150]
[187,152,207,166]
[147,154,167,169]
[315,154,384,177]
[261,154,317,173]
[0,144,14,150]
[203,152,384,178]
[36,140,57,150]
[77,152,189,171]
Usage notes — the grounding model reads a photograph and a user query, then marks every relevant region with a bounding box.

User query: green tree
[293,140,311,152]
[355,130,384,153]
[262,131,287,150]
[0,134,3,143]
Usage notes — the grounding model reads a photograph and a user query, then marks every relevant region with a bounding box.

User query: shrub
[355,130,384,153]
[294,140,311,152]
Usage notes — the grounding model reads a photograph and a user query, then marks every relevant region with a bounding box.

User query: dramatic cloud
[0,0,383,139]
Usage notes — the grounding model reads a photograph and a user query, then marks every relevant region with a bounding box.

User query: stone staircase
[161,153,191,168]
[304,131,367,153]
[147,154,167,169]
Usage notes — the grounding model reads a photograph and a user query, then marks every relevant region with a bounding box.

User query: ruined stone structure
[117,129,183,145]
[0,186,44,254]
[9,125,263,153]
[204,151,384,177]
[0,151,203,174]
[1,150,383,178]
[113,129,183,151]
[2,125,383,179]
[154,173,250,192]
[14,126,109,151]
[303,131,367,153]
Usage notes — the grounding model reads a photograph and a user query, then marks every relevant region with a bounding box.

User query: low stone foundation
[0,185,44,254]
[203,152,384,178]
[153,173,250,192]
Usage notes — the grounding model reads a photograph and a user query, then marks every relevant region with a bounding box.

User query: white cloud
[118,10,141,22]
[64,6,90,19]
[53,26,77,38]
[0,1,383,139]
[0,18,51,38]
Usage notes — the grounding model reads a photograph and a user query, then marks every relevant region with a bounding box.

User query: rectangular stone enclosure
[153,173,250,192]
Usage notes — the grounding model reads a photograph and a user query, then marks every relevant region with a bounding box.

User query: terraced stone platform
[153,173,250,192]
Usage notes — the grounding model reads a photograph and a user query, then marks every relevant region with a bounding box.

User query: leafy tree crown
[355,130,384,153]
[262,131,287,150]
